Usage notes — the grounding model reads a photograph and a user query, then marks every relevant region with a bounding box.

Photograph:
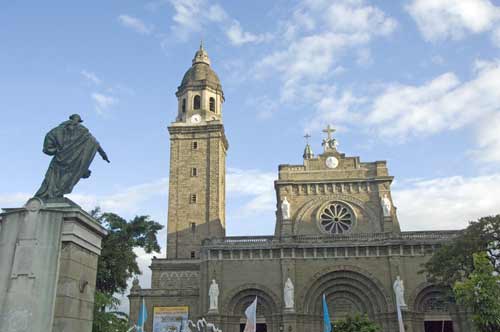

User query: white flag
[243,297,257,332]
[396,303,405,332]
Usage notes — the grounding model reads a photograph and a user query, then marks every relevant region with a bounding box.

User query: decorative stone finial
[131,277,141,291]
[192,42,211,66]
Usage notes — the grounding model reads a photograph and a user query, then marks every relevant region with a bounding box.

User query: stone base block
[0,198,106,332]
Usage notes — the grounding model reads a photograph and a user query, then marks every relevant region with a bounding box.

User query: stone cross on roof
[322,124,339,152]
[304,133,311,143]
[322,124,336,141]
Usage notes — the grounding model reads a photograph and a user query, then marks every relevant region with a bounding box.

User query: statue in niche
[283,278,295,309]
[381,193,392,217]
[284,278,294,309]
[34,114,110,200]
[209,279,219,311]
[393,276,407,307]
[281,197,291,220]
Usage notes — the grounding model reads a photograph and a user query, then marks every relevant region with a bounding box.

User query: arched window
[193,95,201,110]
[182,98,186,113]
[209,97,215,112]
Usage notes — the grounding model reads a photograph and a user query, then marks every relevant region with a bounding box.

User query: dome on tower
[178,43,223,96]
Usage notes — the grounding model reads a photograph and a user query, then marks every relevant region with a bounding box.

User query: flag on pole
[395,300,405,332]
[323,294,332,332]
[243,296,258,332]
[137,297,147,332]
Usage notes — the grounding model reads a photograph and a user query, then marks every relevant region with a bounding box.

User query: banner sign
[152,306,189,332]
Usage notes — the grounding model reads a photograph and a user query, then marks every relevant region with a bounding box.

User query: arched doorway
[302,267,392,331]
[414,286,454,332]
[225,286,279,332]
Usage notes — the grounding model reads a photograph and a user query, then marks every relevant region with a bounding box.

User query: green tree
[91,208,163,332]
[423,215,500,286]
[332,314,381,332]
[454,252,500,332]
[92,292,129,332]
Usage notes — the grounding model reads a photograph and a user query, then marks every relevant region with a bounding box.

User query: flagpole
[142,297,145,332]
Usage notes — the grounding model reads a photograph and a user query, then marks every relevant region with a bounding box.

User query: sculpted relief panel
[159,271,199,290]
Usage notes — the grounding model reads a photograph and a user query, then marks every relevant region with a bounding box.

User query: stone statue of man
[35,114,110,200]
[393,276,407,307]
[284,278,294,309]
[209,279,219,311]
[281,197,291,220]
[381,194,392,217]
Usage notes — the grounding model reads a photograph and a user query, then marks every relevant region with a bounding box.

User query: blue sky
[2,0,500,307]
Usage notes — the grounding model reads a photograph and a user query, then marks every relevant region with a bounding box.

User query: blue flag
[323,294,332,332]
[137,298,147,332]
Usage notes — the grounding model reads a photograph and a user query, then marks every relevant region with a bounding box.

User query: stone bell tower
[166,44,228,259]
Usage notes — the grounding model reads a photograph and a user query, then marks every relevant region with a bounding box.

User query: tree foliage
[423,215,500,286]
[90,208,163,332]
[332,314,381,332]
[92,208,163,295]
[93,291,130,332]
[454,252,500,332]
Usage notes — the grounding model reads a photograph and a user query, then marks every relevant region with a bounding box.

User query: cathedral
[128,45,472,332]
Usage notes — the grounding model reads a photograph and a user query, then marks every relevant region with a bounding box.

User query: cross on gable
[322,124,336,140]
[304,133,311,143]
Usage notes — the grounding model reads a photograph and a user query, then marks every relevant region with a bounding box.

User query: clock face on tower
[190,114,202,124]
[325,156,339,169]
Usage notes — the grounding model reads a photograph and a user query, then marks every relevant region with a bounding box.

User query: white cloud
[91,93,118,114]
[407,0,500,45]
[431,55,445,65]
[493,26,500,46]
[472,112,500,162]
[304,59,500,162]
[168,0,268,45]
[324,0,397,35]
[305,86,365,133]
[118,14,153,35]
[366,61,500,140]
[256,0,397,102]
[207,3,227,22]
[169,0,230,38]
[169,0,205,37]
[227,168,276,215]
[394,174,500,230]
[0,193,31,207]
[226,21,273,46]
[80,70,101,85]
[245,95,280,119]
[68,178,169,214]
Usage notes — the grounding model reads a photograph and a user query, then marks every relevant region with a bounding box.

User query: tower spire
[303,133,314,160]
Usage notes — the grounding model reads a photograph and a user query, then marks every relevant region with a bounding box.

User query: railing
[202,230,461,246]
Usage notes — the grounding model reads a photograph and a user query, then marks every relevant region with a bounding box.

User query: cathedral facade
[129,46,472,332]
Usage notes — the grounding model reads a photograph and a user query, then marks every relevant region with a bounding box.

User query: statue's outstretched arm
[97,145,110,163]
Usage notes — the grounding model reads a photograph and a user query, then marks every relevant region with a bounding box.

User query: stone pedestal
[0,198,107,332]
[280,218,293,238]
[282,311,297,332]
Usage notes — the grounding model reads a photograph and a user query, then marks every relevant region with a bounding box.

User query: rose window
[319,202,354,234]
